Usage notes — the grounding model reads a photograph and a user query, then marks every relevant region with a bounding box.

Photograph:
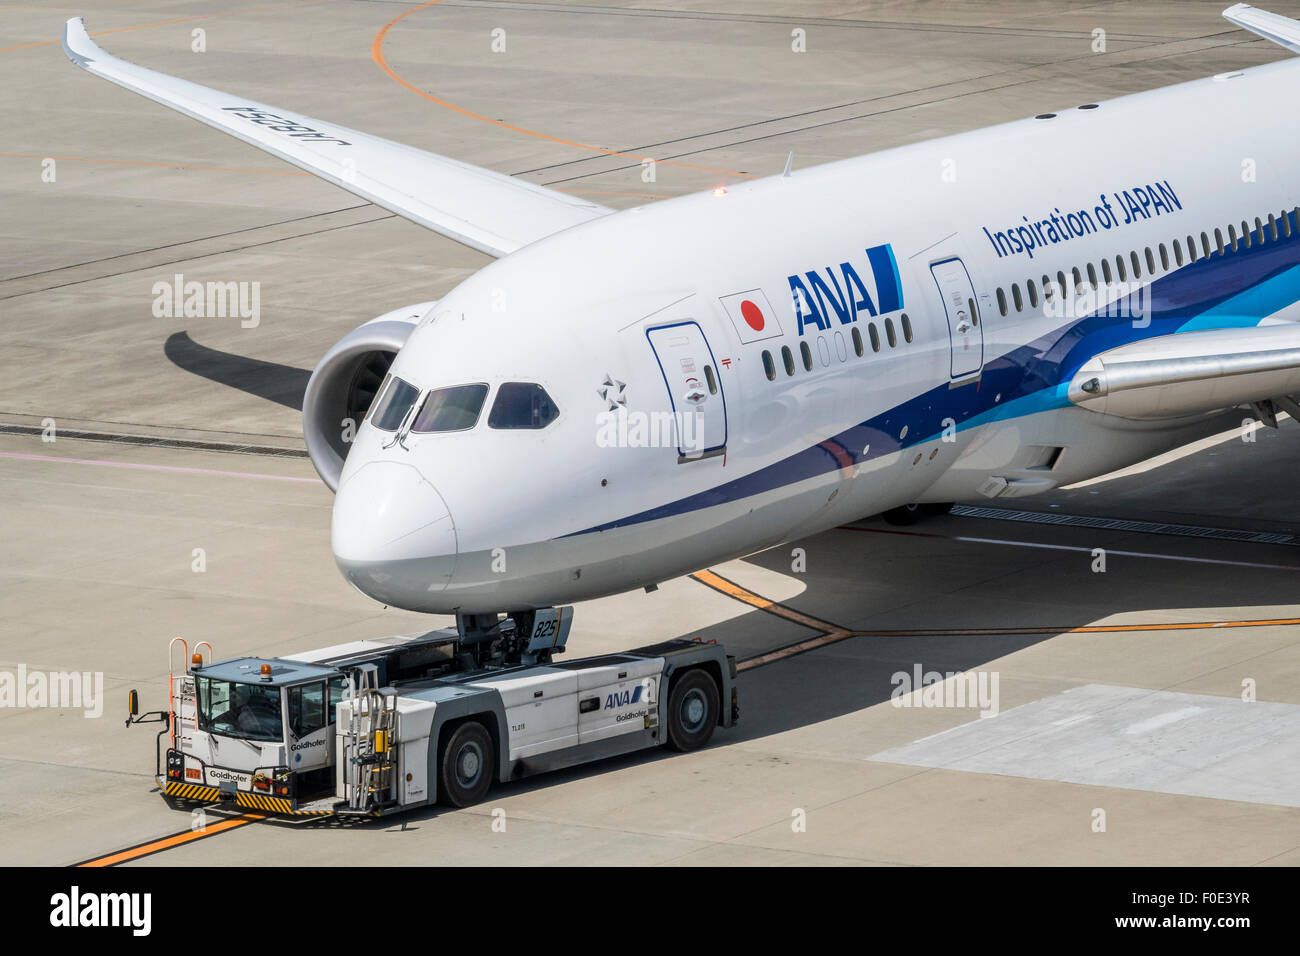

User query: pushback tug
[128,609,738,817]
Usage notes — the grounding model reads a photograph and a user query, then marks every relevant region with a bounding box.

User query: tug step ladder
[167,637,211,747]
[343,666,398,814]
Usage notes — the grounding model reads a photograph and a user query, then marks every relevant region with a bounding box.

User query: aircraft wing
[1223,4,1300,55]
[1067,324,1300,421]
[61,18,612,258]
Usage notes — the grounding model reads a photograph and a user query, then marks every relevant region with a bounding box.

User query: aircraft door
[646,321,728,461]
[931,257,984,379]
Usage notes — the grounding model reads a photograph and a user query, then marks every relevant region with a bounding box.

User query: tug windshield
[196,677,283,742]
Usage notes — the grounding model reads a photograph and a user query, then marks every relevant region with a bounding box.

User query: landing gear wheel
[667,669,720,752]
[439,721,494,808]
[922,501,955,516]
[882,503,924,525]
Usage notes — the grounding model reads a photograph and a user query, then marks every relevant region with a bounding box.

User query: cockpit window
[410,384,489,433]
[488,382,559,430]
[368,375,420,432]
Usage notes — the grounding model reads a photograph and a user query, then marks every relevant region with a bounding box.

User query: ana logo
[788,243,903,335]
[604,686,645,710]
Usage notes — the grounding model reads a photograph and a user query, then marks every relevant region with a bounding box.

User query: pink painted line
[0,450,320,483]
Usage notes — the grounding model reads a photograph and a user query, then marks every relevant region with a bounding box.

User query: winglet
[62,17,96,67]
[1223,4,1300,55]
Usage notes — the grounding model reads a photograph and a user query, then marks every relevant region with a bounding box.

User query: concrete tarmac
[1,0,1298,866]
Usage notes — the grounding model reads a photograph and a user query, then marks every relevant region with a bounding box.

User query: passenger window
[885,318,897,348]
[800,341,813,371]
[1056,271,1067,296]
[782,345,796,376]
[1227,225,1237,251]
[851,327,864,357]
[1041,275,1053,299]
[487,382,559,429]
[368,375,420,432]
[1255,217,1265,244]
[703,364,718,395]
[968,298,978,326]
[762,350,776,381]
[1203,232,1213,258]
[869,323,881,352]
[410,383,488,433]
[1159,244,1169,270]
[1116,255,1127,282]
[1174,240,1184,266]
[1071,267,1083,292]
[288,682,326,739]
[996,288,1008,316]
[901,313,914,342]
[1012,284,1023,311]
[1130,251,1142,278]
[1085,264,1097,289]
[1283,213,1293,238]
[1268,214,1278,241]
[1101,259,1113,284]
[1145,247,1156,273]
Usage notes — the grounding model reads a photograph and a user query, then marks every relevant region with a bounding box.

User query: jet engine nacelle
[302,301,437,491]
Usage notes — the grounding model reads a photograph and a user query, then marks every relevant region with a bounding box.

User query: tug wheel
[666,669,719,752]
[439,721,494,808]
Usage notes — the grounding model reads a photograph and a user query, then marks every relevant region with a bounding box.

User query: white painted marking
[1123,706,1202,735]
[870,684,1300,807]
[952,534,1300,572]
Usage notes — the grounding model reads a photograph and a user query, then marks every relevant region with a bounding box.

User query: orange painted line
[0,152,310,177]
[371,1,751,180]
[0,0,333,54]
[77,812,265,867]
[739,632,855,671]
[690,569,1300,672]
[690,569,850,636]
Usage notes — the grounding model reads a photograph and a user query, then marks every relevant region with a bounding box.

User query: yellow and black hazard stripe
[162,779,331,816]
[235,791,331,815]
[164,780,222,802]
[240,790,333,816]
[234,791,295,814]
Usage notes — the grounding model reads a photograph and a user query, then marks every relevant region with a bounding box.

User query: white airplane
[63,5,1300,627]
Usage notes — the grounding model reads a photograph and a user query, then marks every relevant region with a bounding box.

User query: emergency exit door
[931,257,984,379]
[646,321,727,461]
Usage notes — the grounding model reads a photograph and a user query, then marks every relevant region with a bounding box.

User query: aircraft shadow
[387,501,1300,825]
[164,331,310,411]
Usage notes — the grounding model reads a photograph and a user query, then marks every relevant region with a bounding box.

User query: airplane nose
[332,460,457,598]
